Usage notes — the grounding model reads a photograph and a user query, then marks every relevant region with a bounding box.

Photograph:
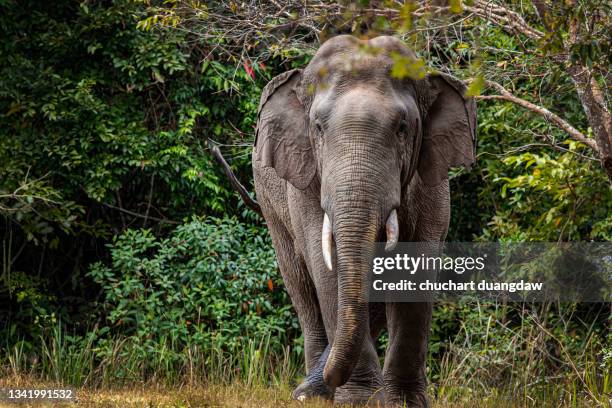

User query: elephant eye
[315,121,324,137]
[398,119,409,136]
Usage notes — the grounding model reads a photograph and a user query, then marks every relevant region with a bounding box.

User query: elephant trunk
[321,166,398,387]
[322,207,380,388]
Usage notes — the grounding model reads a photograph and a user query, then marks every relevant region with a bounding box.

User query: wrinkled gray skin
[252,35,476,407]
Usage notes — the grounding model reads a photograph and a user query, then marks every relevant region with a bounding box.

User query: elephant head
[254,35,476,388]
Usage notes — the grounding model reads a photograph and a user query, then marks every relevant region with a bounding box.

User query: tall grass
[432,301,610,407]
[2,325,303,390]
[1,303,608,407]
[39,324,97,386]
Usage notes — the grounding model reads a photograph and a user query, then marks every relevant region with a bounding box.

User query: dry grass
[3,376,317,408]
[0,375,599,408]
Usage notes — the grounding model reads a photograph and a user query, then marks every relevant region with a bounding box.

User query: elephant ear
[418,73,477,186]
[254,69,315,190]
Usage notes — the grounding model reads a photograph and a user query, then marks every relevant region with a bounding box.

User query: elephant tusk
[322,213,333,271]
[385,209,399,252]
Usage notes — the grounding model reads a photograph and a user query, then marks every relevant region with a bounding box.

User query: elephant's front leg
[270,231,332,401]
[257,192,332,400]
[269,235,331,401]
[382,177,449,407]
[383,302,432,407]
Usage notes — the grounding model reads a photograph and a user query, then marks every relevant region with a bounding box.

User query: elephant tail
[208,139,262,216]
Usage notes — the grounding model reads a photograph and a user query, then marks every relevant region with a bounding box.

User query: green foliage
[390,52,427,80]
[487,146,612,241]
[5,217,301,387]
[443,21,610,243]
[0,0,266,244]
[0,0,267,340]
[87,216,299,376]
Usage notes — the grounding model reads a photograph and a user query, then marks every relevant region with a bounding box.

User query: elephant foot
[334,382,384,406]
[334,365,384,406]
[333,341,384,406]
[292,346,334,402]
[384,390,429,408]
[291,376,334,402]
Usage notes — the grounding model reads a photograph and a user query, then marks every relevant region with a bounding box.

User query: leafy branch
[477,80,598,152]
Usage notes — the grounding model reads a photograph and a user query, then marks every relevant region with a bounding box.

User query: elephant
[224,34,476,406]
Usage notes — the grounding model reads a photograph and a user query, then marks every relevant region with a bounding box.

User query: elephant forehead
[313,34,415,61]
[310,49,395,83]
[307,35,416,77]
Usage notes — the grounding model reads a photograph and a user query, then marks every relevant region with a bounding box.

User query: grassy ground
[0,376,602,408]
[2,304,607,407]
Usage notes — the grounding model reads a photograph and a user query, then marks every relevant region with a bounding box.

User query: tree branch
[465,1,544,40]
[478,80,599,152]
[565,65,612,181]
[102,203,179,225]
[208,141,262,216]
[557,1,612,181]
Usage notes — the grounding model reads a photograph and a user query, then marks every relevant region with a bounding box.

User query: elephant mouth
[321,208,399,271]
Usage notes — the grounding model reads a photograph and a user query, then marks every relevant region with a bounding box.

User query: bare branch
[102,203,179,225]
[208,140,262,216]
[556,2,611,178]
[465,1,544,40]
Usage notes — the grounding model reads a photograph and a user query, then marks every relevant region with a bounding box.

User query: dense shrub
[87,216,299,361]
